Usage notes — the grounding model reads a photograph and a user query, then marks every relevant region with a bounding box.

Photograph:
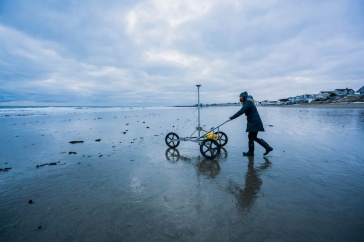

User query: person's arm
[230,102,249,120]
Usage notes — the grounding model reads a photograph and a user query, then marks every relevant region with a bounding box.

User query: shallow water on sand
[1,106,364,241]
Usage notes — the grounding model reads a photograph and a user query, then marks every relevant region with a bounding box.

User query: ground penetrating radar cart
[165,85,230,159]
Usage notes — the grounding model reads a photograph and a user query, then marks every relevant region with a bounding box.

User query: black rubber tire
[216,131,228,147]
[165,132,180,148]
[200,139,220,159]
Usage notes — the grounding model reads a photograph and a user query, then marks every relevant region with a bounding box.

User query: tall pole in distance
[196,84,201,137]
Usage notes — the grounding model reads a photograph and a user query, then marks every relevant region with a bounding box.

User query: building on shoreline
[261,87,363,105]
[317,91,333,100]
[357,86,364,95]
[333,88,355,97]
[183,86,364,107]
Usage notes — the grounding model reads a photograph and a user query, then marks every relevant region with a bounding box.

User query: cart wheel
[200,139,220,159]
[165,132,180,148]
[216,131,228,147]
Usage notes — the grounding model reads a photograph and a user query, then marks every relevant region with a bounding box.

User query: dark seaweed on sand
[36,161,60,168]
[69,141,84,144]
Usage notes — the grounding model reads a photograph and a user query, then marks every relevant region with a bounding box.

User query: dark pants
[247,131,273,154]
[248,132,259,147]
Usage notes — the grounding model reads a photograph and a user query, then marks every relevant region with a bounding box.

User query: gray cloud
[0,0,363,106]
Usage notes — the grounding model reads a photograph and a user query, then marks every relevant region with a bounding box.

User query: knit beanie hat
[240,91,248,98]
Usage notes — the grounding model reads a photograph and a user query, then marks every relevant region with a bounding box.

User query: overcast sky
[1,0,363,106]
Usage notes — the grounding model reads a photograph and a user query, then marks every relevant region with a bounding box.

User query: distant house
[302,94,318,103]
[333,88,355,97]
[277,98,289,105]
[260,100,275,105]
[289,95,305,104]
[260,100,269,105]
[317,91,333,99]
[357,86,364,95]
[311,94,319,101]
[288,96,296,104]
[267,101,277,105]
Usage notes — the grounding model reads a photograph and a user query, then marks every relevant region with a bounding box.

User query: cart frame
[165,85,230,159]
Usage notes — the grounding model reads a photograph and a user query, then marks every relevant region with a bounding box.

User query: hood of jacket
[246,95,255,103]
[241,97,255,105]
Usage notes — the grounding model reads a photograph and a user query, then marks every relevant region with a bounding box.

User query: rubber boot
[256,138,273,155]
[243,141,254,156]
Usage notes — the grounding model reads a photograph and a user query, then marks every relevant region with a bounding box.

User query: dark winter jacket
[230,98,265,132]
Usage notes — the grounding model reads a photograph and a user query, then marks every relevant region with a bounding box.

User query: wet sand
[1,106,364,241]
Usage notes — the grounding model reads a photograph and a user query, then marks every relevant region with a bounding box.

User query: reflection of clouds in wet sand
[196,158,220,178]
[228,157,271,215]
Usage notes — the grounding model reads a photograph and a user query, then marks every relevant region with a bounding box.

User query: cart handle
[210,119,231,132]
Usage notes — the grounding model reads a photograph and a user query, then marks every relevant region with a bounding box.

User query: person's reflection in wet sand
[228,156,271,215]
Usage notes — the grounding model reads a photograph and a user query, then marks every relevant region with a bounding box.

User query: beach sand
[1,106,364,241]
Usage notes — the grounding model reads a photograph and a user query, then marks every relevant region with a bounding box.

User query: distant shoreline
[262,103,364,108]
[174,102,364,109]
